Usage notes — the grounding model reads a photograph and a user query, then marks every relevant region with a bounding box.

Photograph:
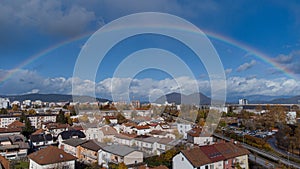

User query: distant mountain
[268,95,300,104]
[226,95,292,104]
[154,92,211,105]
[0,93,110,103]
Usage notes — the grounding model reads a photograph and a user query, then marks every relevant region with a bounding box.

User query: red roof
[28,146,76,165]
[7,121,24,129]
[181,142,250,167]
[135,125,150,130]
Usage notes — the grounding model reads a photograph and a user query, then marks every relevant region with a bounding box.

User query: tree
[12,104,19,111]
[0,108,8,114]
[116,112,127,124]
[118,162,128,169]
[28,109,36,115]
[19,112,26,123]
[56,109,67,124]
[21,117,34,138]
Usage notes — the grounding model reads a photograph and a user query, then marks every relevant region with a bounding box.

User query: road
[213,133,300,169]
[267,137,300,160]
[249,154,275,168]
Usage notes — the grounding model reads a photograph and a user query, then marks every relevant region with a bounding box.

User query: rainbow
[0,28,297,85]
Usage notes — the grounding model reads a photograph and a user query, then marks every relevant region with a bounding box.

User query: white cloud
[1,69,300,101]
[236,60,256,72]
[274,50,300,74]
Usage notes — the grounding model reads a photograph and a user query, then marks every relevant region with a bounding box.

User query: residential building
[60,138,87,157]
[28,146,76,169]
[187,127,214,146]
[0,98,10,109]
[0,114,56,128]
[172,142,250,169]
[78,140,105,163]
[238,99,248,105]
[0,135,29,159]
[99,144,143,168]
[29,134,54,148]
[177,123,192,139]
[57,130,86,145]
[99,125,118,142]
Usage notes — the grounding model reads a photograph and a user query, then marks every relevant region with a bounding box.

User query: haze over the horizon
[1,1,300,101]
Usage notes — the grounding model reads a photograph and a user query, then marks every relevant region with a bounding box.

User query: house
[0,135,29,159]
[103,116,118,124]
[187,127,214,146]
[57,130,86,145]
[172,142,250,169]
[132,125,151,135]
[83,125,101,141]
[45,123,69,137]
[29,134,53,148]
[60,138,87,157]
[149,130,175,139]
[78,140,105,163]
[114,133,137,147]
[99,144,143,168]
[99,125,118,142]
[28,146,77,169]
[177,123,192,139]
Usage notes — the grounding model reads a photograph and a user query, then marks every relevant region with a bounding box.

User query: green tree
[0,108,8,114]
[56,109,67,124]
[21,117,34,138]
[19,112,26,123]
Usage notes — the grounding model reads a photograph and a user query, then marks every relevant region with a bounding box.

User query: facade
[0,98,10,109]
[99,125,118,142]
[98,144,143,168]
[172,142,250,169]
[187,127,214,146]
[177,123,192,139]
[239,99,248,105]
[0,114,56,128]
[28,146,76,169]
[0,135,29,159]
[78,140,104,163]
[60,138,87,157]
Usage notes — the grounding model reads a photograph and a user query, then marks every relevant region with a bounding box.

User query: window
[182,157,184,161]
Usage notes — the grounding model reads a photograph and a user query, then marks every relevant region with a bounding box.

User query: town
[0,97,299,169]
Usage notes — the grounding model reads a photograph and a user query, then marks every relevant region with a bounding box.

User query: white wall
[172,153,195,169]
[29,159,75,169]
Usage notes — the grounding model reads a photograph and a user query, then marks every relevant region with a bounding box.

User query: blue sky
[0,0,300,101]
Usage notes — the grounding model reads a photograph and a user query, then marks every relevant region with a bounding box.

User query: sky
[0,0,300,102]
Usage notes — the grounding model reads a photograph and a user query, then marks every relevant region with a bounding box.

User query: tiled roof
[181,142,250,167]
[31,129,45,135]
[181,147,211,167]
[28,146,76,165]
[58,130,86,140]
[62,138,87,147]
[7,121,24,128]
[30,134,53,142]
[213,142,250,159]
[0,128,21,134]
[80,140,105,152]
[135,125,150,130]
[103,144,137,157]
[100,125,117,136]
